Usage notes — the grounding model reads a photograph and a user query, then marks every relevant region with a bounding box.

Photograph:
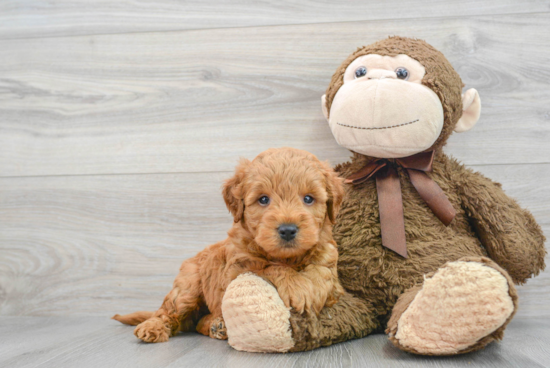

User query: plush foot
[387,257,518,355]
[222,273,295,352]
[134,317,170,343]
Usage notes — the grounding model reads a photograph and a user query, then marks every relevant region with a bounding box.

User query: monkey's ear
[321,94,329,121]
[455,88,481,133]
[222,158,251,222]
[321,161,345,223]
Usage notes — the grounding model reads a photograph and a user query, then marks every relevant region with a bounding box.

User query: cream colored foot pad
[395,261,514,355]
[222,273,294,353]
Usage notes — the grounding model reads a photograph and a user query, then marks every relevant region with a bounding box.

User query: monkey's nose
[367,69,397,80]
[278,224,298,241]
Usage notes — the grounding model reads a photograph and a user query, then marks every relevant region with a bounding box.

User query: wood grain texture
[1,12,550,177]
[0,316,549,367]
[0,172,233,316]
[1,1,549,39]
[0,163,547,317]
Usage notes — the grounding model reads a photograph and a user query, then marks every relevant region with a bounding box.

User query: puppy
[113,147,345,343]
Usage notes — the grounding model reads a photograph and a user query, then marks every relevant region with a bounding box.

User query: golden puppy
[113,147,345,343]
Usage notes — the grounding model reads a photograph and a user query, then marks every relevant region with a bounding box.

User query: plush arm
[222,272,378,353]
[457,166,546,284]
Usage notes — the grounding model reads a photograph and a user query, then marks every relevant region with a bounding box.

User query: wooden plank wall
[1,1,549,318]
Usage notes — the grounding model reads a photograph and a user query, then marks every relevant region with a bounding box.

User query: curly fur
[112,147,345,342]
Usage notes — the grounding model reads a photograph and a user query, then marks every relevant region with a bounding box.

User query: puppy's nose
[278,224,298,242]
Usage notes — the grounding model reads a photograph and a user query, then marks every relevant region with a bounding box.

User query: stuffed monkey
[221,36,546,355]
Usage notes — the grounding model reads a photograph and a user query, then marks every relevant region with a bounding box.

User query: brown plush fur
[286,37,546,353]
[113,147,345,342]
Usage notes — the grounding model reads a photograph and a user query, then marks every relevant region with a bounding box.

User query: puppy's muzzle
[278,224,298,242]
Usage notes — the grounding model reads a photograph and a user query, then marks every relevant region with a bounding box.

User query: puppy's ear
[222,158,251,222]
[320,161,345,223]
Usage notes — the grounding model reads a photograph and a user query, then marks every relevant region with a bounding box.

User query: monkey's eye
[395,67,409,80]
[303,195,315,205]
[258,196,270,206]
[354,66,367,79]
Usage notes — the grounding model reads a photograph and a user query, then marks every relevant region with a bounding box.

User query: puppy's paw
[325,282,345,309]
[210,316,228,340]
[278,281,318,315]
[134,318,170,343]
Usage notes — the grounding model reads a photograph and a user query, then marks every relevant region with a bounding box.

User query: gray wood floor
[0,317,549,368]
[1,0,549,366]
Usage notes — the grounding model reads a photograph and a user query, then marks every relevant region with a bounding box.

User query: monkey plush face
[322,37,481,159]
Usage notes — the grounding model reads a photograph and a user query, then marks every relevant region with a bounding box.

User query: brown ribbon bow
[344,151,456,258]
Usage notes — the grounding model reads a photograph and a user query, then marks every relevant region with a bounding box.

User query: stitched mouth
[336,119,419,130]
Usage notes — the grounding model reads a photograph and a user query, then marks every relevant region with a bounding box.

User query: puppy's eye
[395,67,409,80]
[303,195,315,205]
[354,66,367,79]
[258,196,270,206]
